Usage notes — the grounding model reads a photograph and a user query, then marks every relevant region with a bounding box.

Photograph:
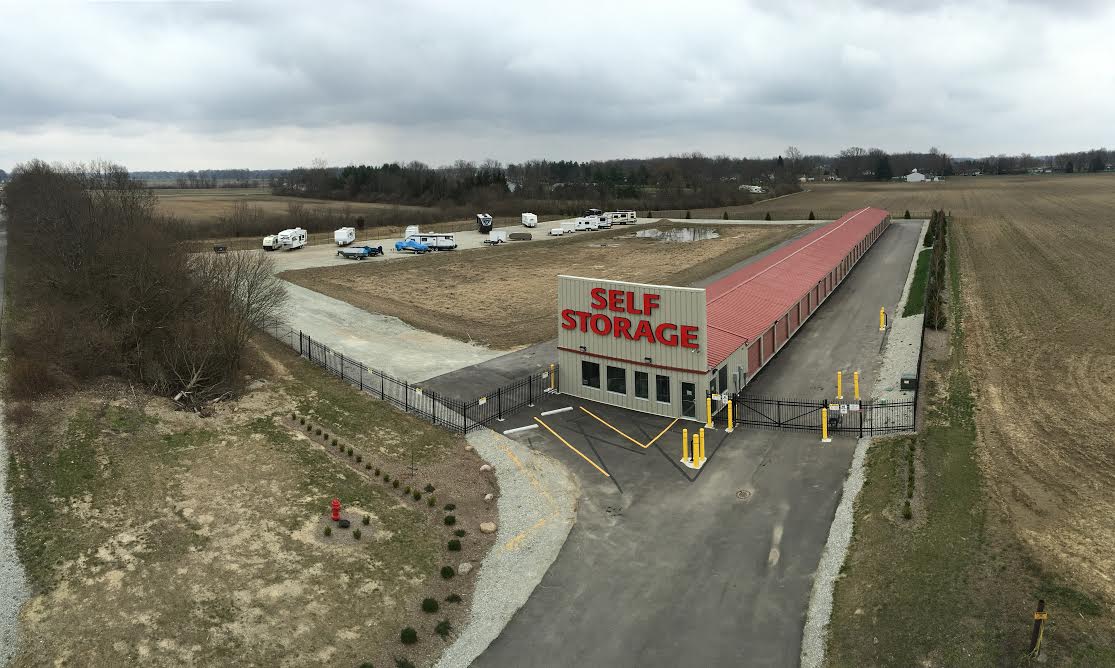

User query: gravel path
[435,427,578,668]
[800,218,929,668]
[0,402,29,667]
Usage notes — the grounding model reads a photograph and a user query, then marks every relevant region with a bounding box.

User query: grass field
[156,187,435,221]
[278,222,803,349]
[801,174,1115,664]
[6,336,495,667]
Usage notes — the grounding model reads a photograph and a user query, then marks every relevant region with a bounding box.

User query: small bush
[363,515,370,525]
[441,566,455,579]
[306,425,312,432]
[347,447,354,456]
[323,526,331,537]
[405,486,411,495]
[445,593,462,603]
[323,432,329,440]
[447,539,461,551]
[393,480,400,489]
[315,427,322,436]
[332,437,338,446]
[443,515,456,526]
[902,500,912,520]
[904,209,911,219]
[299,417,305,425]
[421,597,439,613]
[443,503,456,511]
[365,463,372,470]
[356,454,363,463]
[383,474,390,482]
[722,211,728,220]
[424,484,435,493]
[907,486,914,498]
[290,412,297,420]
[400,627,418,644]
[395,659,416,668]
[353,528,362,540]
[435,619,453,639]
[764,212,772,221]
[427,497,436,507]
[413,491,422,501]
[454,529,466,537]
[375,468,381,476]
[808,210,815,220]
[359,663,374,668]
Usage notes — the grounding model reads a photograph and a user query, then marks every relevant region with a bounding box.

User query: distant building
[906,169,927,183]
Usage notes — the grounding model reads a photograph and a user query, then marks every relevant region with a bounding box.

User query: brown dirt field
[7,336,495,667]
[156,187,435,221]
[279,222,803,349]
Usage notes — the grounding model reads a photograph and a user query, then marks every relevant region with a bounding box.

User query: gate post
[821,407,832,443]
[528,375,534,407]
[497,387,504,422]
[725,400,734,433]
[298,330,304,356]
[404,381,409,412]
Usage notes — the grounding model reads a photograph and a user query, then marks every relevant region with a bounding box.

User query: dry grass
[6,336,494,668]
[279,222,802,349]
[156,187,435,221]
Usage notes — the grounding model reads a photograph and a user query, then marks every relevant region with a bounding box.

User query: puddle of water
[635,227,720,242]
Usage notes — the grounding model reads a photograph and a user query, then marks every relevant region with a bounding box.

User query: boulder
[458,562,473,575]
[483,493,494,503]
[479,464,492,473]
[479,522,497,534]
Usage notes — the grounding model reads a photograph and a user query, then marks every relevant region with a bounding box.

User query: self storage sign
[561,287,700,348]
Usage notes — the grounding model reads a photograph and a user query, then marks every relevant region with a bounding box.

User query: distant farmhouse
[905,168,927,183]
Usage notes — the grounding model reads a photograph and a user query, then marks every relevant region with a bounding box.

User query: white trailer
[406,232,457,250]
[521,212,538,228]
[334,227,356,246]
[277,227,307,250]
[561,220,578,234]
[549,227,566,236]
[404,225,420,238]
[606,210,637,225]
[485,230,509,245]
[262,234,281,251]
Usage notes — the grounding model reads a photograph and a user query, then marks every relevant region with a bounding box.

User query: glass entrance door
[681,382,696,418]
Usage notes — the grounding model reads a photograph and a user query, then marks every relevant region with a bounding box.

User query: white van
[607,210,637,225]
[407,233,457,250]
[521,213,538,228]
[561,220,578,234]
[334,227,356,246]
[277,228,307,250]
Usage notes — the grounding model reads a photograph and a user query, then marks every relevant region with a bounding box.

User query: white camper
[561,220,578,234]
[521,212,538,228]
[404,225,420,238]
[262,234,281,251]
[476,213,494,233]
[334,227,356,246]
[407,232,457,250]
[607,210,637,225]
[277,228,307,250]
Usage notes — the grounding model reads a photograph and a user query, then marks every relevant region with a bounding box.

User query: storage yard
[279,222,803,349]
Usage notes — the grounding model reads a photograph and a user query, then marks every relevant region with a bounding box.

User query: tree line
[2,161,286,406]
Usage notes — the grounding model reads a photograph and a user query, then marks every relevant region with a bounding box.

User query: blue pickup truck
[336,245,383,260]
[394,239,431,254]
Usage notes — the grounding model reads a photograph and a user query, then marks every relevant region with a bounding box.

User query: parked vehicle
[521,213,538,228]
[404,225,420,238]
[277,228,307,250]
[509,232,532,241]
[336,245,383,260]
[213,244,228,254]
[484,230,509,245]
[561,220,577,234]
[395,238,430,254]
[549,228,566,236]
[334,227,356,246]
[262,234,281,251]
[607,210,638,225]
[476,213,493,233]
[406,232,457,250]
[575,218,594,232]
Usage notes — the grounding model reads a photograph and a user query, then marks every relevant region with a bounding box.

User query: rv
[262,234,281,251]
[277,228,307,250]
[574,218,593,232]
[404,225,420,238]
[561,220,578,234]
[582,208,608,228]
[521,213,538,228]
[476,213,493,233]
[606,210,637,225]
[334,227,356,246]
[405,232,457,250]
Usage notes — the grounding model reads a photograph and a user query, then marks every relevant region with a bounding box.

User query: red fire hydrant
[330,498,341,522]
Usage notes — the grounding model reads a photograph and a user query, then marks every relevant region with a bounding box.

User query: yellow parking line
[644,418,679,449]
[579,406,647,449]
[534,417,611,478]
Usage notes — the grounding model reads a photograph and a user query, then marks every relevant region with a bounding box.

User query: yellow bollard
[699,428,706,465]
[836,370,843,400]
[879,306,887,332]
[725,400,734,433]
[853,370,860,401]
[549,363,555,392]
[705,396,714,429]
[682,428,689,461]
[692,433,700,465]
[821,407,832,443]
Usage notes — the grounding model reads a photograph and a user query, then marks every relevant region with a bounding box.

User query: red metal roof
[705,207,890,368]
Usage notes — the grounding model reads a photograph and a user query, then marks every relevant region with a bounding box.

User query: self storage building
[556,207,892,422]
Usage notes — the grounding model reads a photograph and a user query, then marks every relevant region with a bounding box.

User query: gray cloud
[1,0,1113,169]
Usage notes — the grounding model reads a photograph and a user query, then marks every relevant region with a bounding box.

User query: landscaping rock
[483,493,494,503]
[464,444,474,452]
[458,562,473,575]
[479,464,492,473]
[338,519,351,529]
[479,522,496,534]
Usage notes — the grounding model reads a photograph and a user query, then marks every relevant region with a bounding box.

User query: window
[634,371,649,399]
[718,367,728,393]
[581,361,600,388]
[607,366,627,394]
[655,375,671,403]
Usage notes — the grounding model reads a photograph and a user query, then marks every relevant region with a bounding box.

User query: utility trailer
[483,230,509,245]
[336,245,383,260]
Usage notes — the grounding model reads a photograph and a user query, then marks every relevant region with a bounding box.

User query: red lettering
[560,309,577,330]
[606,289,622,311]
[613,316,633,339]
[576,310,592,332]
[590,288,607,310]
[632,319,655,342]
[680,325,699,349]
[625,291,643,315]
[643,293,660,314]
[590,313,612,335]
[655,322,678,346]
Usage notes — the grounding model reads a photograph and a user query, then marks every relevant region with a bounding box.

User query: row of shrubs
[923,210,949,329]
[903,440,916,520]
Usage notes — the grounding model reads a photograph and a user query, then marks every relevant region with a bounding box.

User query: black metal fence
[730,395,915,436]
[268,325,556,434]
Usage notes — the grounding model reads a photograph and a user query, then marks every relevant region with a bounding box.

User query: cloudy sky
[1,0,1112,171]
